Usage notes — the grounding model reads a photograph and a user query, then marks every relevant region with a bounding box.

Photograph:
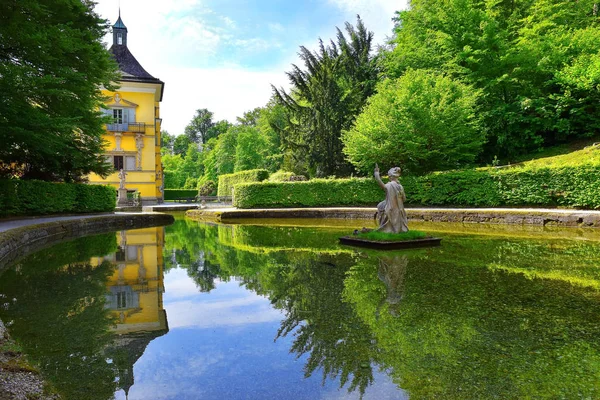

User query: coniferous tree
[273,16,378,177]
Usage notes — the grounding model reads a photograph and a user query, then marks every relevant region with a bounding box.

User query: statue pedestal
[117,188,129,206]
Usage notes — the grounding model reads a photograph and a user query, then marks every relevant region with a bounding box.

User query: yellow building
[95,226,168,335]
[89,14,165,204]
[93,226,169,396]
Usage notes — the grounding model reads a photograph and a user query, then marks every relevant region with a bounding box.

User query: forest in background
[161,0,600,191]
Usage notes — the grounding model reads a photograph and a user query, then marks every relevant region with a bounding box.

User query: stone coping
[186,207,600,228]
[0,213,174,272]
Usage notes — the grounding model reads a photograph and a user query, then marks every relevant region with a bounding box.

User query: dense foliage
[383,0,600,161]
[0,0,118,182]
[0,180,116,217]
[218,169,269,197]
[234,165,600,209]
[343,69,483,175]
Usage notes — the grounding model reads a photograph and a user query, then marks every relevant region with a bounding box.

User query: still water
[1,216,600,399]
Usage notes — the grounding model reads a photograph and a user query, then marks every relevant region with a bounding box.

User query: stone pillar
[114,132,122,151]
[135,134,144,170]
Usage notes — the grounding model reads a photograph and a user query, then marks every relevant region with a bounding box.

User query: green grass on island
[355,230,428,242]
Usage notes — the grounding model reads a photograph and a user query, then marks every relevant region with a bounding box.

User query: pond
[1,215,600,399]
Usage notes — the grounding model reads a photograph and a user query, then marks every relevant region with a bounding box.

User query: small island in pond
[340,164,441,250]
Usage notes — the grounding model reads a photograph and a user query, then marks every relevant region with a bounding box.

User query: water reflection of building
[93,227,169,397]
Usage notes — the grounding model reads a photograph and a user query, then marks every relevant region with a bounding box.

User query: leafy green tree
[343,70,483,175]
[274,16,378,177]
[202,129,238,183]
[172,134,191,156]
[185,108,215,145]
[236,107,262,126]
[0,234,118,399]
[160,130,174,155]
[162,153,184,188]
[208,119,232,141]
[0,0,119,182]
[234,126,266,172]
[382,0,600,160]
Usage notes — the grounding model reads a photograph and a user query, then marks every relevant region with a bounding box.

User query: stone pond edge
[185,207,600,228]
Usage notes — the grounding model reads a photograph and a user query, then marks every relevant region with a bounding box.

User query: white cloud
[94,0,403,134]
[166,295,284,329]
[154,64,291,134]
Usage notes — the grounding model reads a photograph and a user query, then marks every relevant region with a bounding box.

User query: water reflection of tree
[163,219,600,398]
[262,254,378,397]
[344,238,600,399]
[0,234,118,400]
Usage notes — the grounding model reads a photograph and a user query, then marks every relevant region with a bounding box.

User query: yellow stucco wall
[88,86,164,204]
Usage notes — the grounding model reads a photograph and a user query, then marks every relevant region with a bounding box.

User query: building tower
[88,13,165,205]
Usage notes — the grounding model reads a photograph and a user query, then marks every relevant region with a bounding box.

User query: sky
[93,0,407,135]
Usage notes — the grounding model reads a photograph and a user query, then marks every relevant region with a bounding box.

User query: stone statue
[374,164,408,233]
[118,169,127,189]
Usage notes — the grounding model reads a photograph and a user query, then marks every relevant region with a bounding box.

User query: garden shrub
[233,166,600,209]
[164,189,198,201]
[198,180,216,196]
[0,180,116,217]
[218,169,269,197]
[74,184,116,212]
[268,171,295,182]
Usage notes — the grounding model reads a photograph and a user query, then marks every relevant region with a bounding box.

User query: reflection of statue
[374,164,408,233]
[118,169,127,189]
[377,255,408,317]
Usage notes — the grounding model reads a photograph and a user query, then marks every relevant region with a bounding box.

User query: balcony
[106,122,146,133]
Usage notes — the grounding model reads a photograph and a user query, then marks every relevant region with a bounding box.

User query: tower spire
[113,10,128,47]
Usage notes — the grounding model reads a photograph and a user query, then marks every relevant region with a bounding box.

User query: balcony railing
[106,122,146,133]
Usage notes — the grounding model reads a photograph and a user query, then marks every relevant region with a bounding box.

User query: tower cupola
[112,11,128,47]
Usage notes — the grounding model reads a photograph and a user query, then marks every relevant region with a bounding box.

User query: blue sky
[94,0,406,134]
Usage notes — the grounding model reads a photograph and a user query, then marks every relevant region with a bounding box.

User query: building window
[117,291,127,309]
[127,246,138,261]
[117,33,123,45]
[115,246,126,262]
[113,109,123,124]
[114,156,124,171]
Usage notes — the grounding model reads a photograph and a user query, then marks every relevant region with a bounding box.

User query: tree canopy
[273,16,378,177]
[0,0,119,182]
[343,69,483,175]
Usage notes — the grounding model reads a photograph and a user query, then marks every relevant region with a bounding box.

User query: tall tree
[160,130,174,155]
[273,16,378,177]
[382,0,600,160]
[185,108,215,145]
[0,0,119,182]
[343,70,483,175]
[236,107,262,126]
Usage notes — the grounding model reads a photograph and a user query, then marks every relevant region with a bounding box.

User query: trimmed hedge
[234,178,382,208]
[0,180,116,217]
[233,166,600,209]
[164,189,198,201]
[218,169,269,197]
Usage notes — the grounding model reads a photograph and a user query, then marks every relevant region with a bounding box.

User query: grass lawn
[355,230,427,241]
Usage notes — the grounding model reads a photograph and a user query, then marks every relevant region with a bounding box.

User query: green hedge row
[234,178,382,208]
[218,169,269,197]
[233,166,600,209]
[164,189,198,200]
[0,180,116,217]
